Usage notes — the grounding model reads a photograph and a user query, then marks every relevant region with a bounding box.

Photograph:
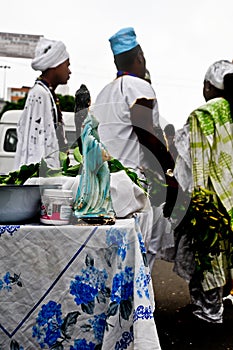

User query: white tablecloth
[0,218,161,349]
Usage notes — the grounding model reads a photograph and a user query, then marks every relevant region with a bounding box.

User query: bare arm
[130,98,174,172]
[131,98,178,217]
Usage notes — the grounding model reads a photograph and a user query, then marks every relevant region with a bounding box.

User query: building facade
[6,86,30,103]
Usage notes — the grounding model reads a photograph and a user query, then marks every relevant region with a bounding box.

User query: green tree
[0,96,27,117]
[0,94,75,118]
[57,94,75,112]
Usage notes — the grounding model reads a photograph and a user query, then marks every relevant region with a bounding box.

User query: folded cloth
[110,171,148,217]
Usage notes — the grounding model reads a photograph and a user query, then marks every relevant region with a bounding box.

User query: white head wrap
[204,60,233,90]
[31,37,69,71]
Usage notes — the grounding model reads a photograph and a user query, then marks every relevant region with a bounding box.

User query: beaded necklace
[36,76,63,125]
[116,70,138,78]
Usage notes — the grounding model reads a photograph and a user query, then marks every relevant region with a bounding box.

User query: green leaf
[73,147,83,163]
[63,164,81,177]
[210,232,219,247]
[126,171,138,182]
[108,158,125,172]
[59,151,68,163]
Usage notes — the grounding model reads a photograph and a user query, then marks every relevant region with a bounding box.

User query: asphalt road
[152,259,233,350]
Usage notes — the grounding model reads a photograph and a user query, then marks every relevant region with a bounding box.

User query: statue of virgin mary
[73,112,115,224]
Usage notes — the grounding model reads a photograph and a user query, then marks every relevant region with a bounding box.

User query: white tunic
[14,81,60,170]
[92,75,160,172]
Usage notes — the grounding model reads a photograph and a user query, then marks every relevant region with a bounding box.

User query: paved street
[152,259,233,350]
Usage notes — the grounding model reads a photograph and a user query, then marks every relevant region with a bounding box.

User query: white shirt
[92,75,160,172]
[14,81,60,170]
[174,123,193,192]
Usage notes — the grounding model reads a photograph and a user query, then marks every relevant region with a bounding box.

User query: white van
[0,110,76,174]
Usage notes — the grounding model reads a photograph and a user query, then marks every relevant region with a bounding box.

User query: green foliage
[0,163,40,185]
[0,97,26,118]
[0,150,148,198]
[57,94,75,112]
[143,167,167,206]
[176,187,233,279]
[108,158,148,195]
[73,147,83,163]
[0,94,75,118]
[0,154,82,185]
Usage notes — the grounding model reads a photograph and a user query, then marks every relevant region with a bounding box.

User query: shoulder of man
[121,75,156,106]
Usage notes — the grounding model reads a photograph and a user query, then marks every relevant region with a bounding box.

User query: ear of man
[136,50,144,64]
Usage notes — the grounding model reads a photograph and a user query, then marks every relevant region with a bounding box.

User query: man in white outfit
[93,27,177,269]
[15,37,71,169]
[93,27,170,176]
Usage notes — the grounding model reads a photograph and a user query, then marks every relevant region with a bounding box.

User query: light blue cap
[109,27,139,56]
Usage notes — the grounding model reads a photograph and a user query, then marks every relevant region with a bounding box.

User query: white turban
[31,37,69,71]
[204,60,233,90]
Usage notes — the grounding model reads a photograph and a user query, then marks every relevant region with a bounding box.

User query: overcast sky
[1,0,233,129]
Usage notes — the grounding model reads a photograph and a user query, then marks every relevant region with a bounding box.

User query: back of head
[164,124,175,137]
[31,37,69,72]
[109,27,142,73]
[109,27,139,56]
[204,60,233,90]
[204,60,233,119]
[223,73,233,119]
[223,73,233,93]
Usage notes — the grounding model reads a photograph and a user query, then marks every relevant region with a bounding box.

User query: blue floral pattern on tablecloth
[106,227,129,261]
[0,219,159,349]
[111,267,134,304]
[133,215,149,267]
[105,266,134,325]
[70,258,109,315]
[70,338,95,350]
[0,272,22,292]
[32,300,63,348]
[0,225,20,236]
[133,305,154,322]
[115,325,134,350]
[88,313,107,343]
[136,263,151,299]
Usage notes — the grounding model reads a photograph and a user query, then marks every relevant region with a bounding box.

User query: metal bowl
[0,185,42,224]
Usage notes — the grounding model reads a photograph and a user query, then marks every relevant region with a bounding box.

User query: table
[0,217,161,349]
